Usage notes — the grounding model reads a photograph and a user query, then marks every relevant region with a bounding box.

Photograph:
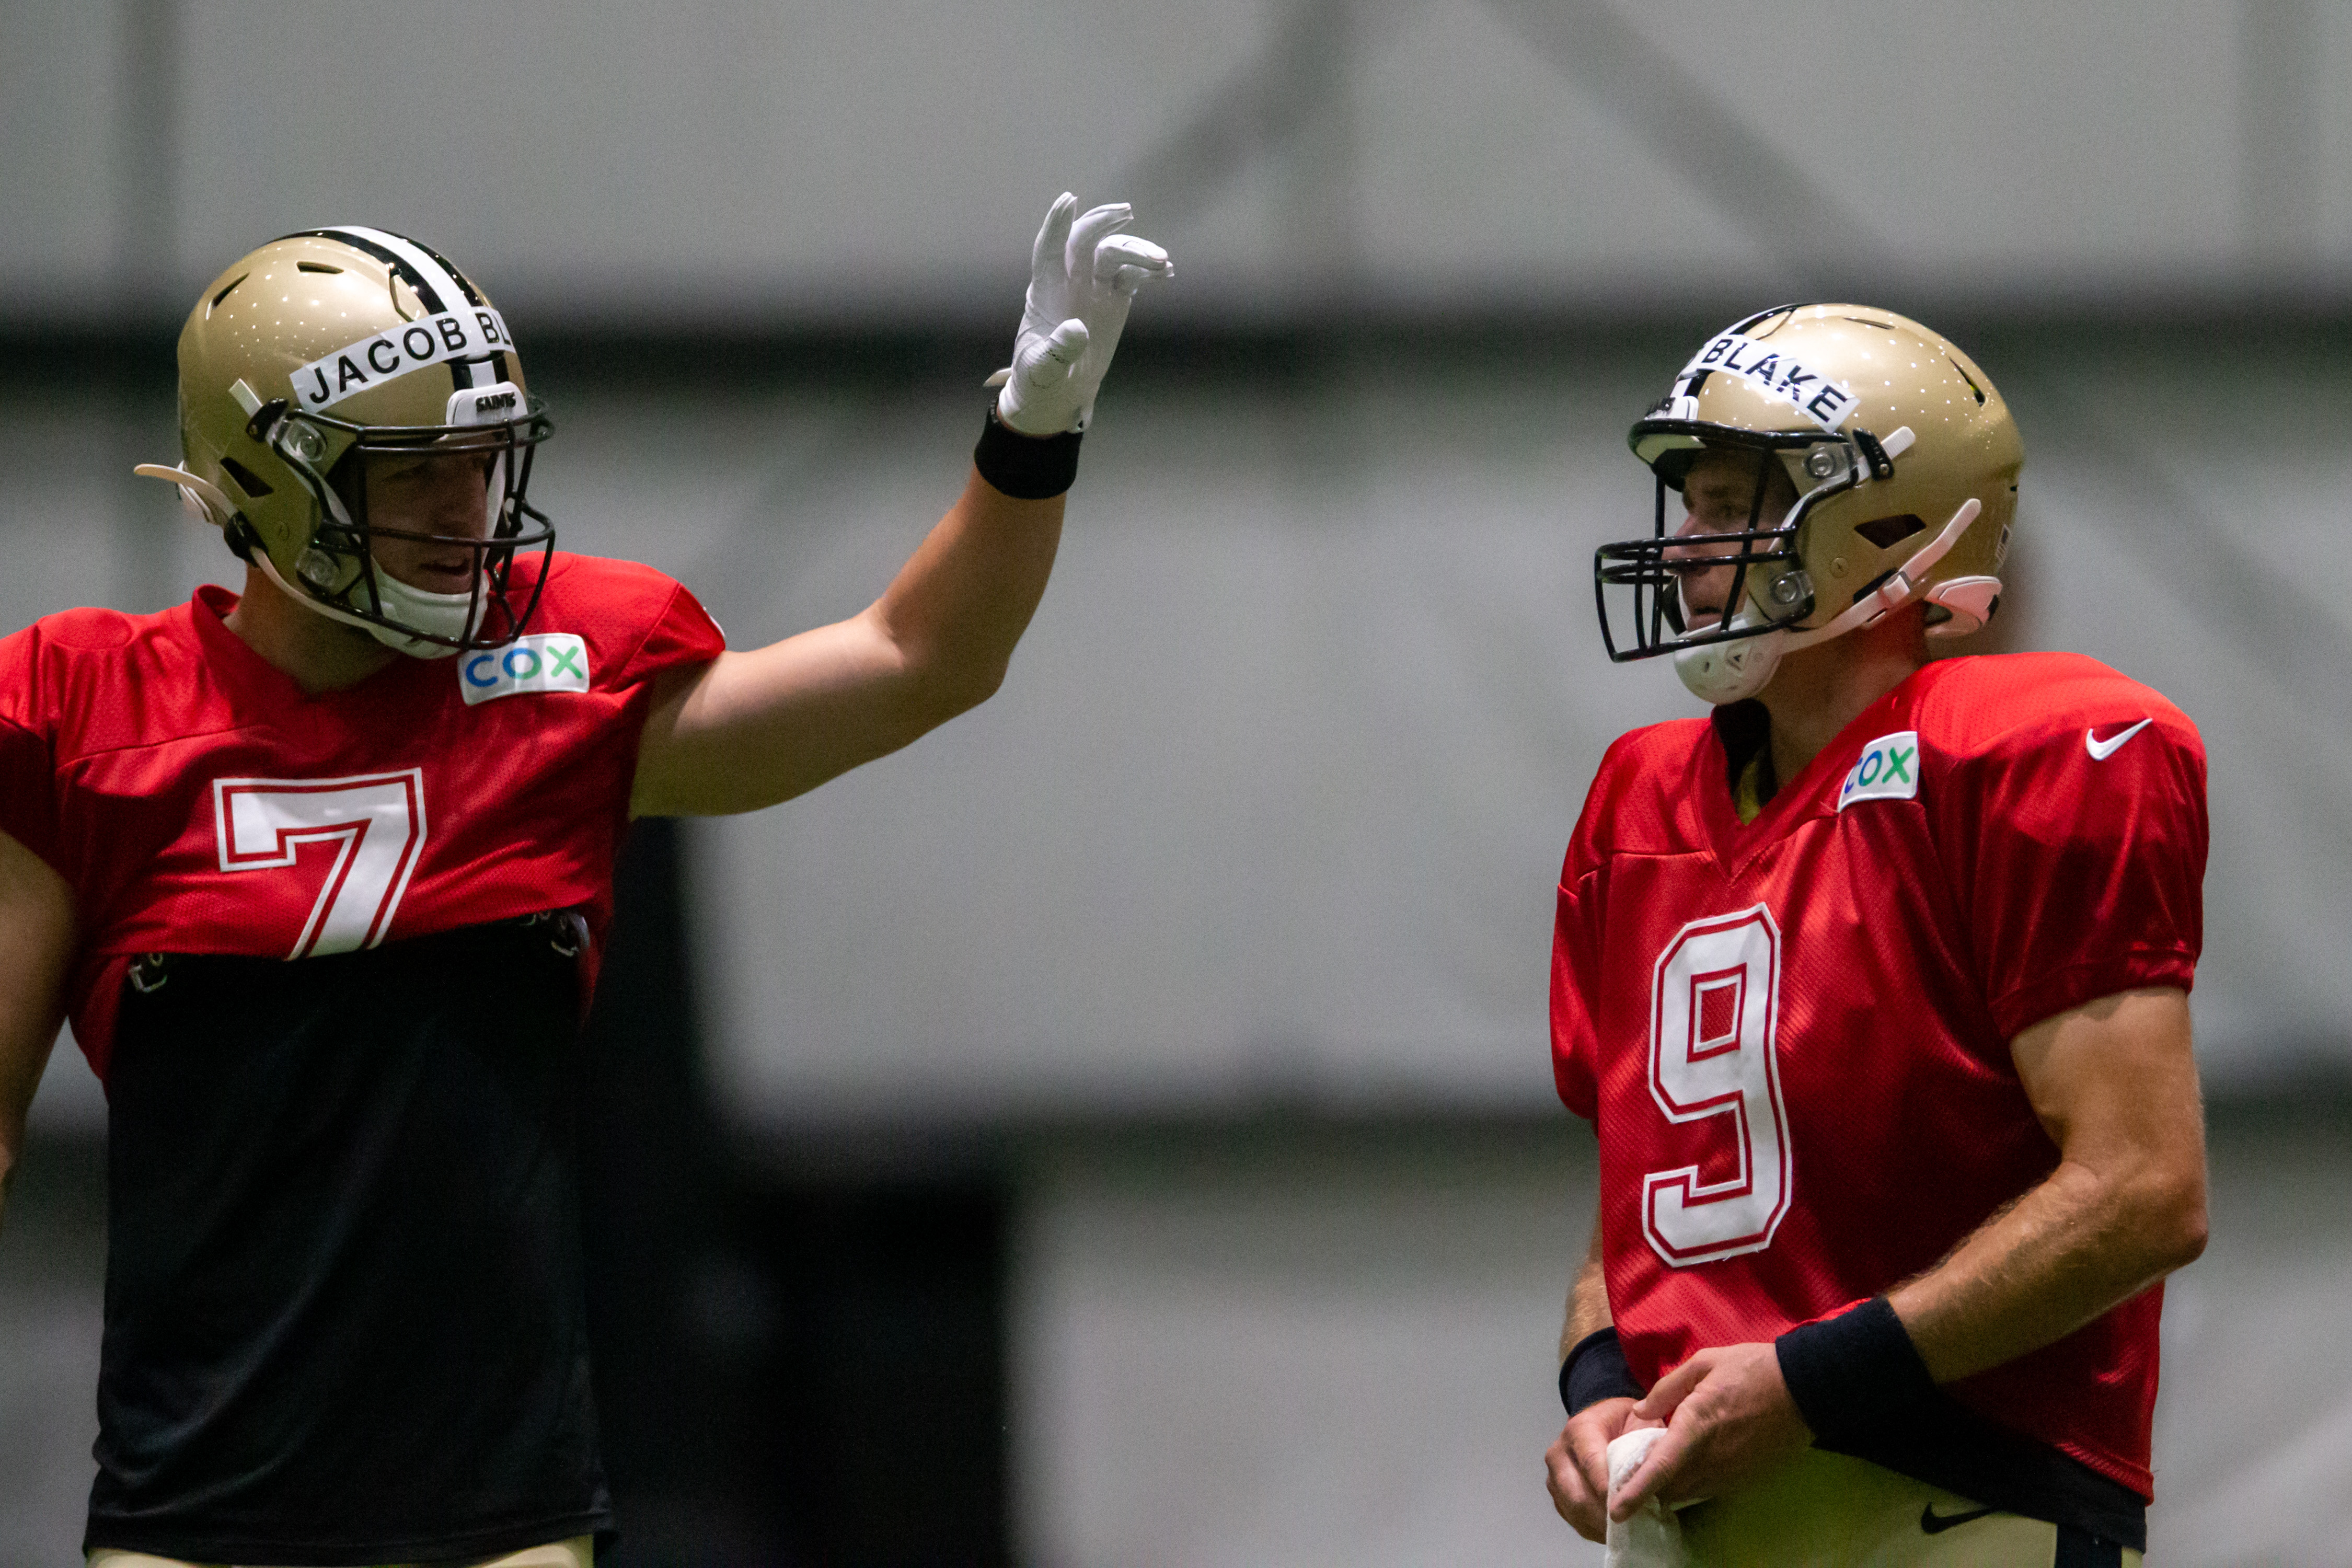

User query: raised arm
[0,827,74,1236]
[629,192,1170,819]
[629,472,1066,816]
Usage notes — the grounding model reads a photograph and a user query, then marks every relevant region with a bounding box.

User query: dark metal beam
[2240,0,2319,275]
[1998,359,2352,732]
[114,0,180,313]
[1480,0,1886,295]
[1112,0,1363,234]
[111,0,184,615]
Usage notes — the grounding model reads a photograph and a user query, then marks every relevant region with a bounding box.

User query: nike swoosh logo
[1919,1503,2000,1535]
[2085,717,2153,761]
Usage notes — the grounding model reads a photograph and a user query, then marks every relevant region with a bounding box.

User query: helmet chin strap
[1674,498,1982,705]
[243,532,475,660]
[358,570,479,659]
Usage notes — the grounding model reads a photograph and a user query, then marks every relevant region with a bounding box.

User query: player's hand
[1608,1341,1811,1521]
[989,192,1172,435]
[1545,1396,1663,1542]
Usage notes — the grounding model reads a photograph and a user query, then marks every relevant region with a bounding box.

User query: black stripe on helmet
[280,227,449,315]
[407,239,513,382]
[375,231,506,387]
[1729,302,1810,335]
[409,236,487,307]
[316,227,486,389]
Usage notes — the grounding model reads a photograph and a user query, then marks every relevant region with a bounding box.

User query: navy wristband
[1773,1296,1941,1446]
[1560,1327,1644,1416]
[974,407,1083,499]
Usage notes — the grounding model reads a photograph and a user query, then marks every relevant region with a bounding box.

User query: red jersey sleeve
[529,552,728,697]
[1551,854,1604,1122]
[1552,737,1639,1123]
[608,578,726,693]
[1940,710,2207,1040]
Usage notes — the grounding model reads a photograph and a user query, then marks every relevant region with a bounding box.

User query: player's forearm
[0,1031,61,1241]
[630,474,1065,815]
[870,469,1066,721]
[1560,1218,1612,1360]
[0,1028,60,1243]
[1891,990,2208,1385]
[1888,1152,2205,1385]
[0,833,75,1237]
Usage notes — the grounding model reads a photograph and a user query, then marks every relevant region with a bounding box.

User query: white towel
[1605,1428,1690,1568]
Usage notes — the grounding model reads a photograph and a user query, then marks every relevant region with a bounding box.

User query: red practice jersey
[0,551,725,1077]
[1551,652,2206,1499]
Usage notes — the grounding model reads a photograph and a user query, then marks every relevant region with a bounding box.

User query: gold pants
[88,1537,590,1568]
[1675,1450,2142,1567]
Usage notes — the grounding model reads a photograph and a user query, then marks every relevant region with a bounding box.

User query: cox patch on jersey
[1838,730,1920,810]
[460,634,589,706]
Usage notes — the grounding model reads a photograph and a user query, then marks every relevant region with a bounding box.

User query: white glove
[988,192,1172,435]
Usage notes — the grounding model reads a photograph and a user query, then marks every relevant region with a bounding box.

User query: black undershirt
[1711,698,1778,816]
[86,917,614,1564]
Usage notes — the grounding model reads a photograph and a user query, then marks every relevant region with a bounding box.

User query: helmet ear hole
[218,456,274,498]
[1854,513,1926,550]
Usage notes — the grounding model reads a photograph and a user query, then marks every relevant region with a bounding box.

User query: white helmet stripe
[282,229,519,411]
[325,225,467,308]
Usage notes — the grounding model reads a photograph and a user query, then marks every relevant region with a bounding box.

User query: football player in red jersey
[0,200,1167,1566]
[1541,307,2208,1566]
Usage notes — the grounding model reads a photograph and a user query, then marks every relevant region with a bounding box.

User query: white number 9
[1642,905,1792,1266]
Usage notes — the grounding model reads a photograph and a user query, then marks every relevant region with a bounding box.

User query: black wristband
[973,407,1083,499]
[1773,1296,1941,1447]
[1560,1327,1644,1416]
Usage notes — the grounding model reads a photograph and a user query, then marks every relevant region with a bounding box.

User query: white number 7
[213,771,428,959]
[1643,906,1792,1267]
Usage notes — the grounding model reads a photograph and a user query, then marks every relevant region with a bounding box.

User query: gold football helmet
[138,227,555,658]
[1596,304,2023,703]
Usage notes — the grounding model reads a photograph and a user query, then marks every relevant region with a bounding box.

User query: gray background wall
[7,0,2352,326]
[4,4,2350,1564]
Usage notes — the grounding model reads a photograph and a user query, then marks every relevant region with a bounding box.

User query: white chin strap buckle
[1674,612,1788,705]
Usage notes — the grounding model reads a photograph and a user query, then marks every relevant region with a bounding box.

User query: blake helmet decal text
[1670,332,1861,432]
[1838,730,1920,810]
[460,633,590,706]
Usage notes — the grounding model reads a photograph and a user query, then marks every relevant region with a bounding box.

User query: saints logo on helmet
[137,227,556,659]
[1595,304,2023,704]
